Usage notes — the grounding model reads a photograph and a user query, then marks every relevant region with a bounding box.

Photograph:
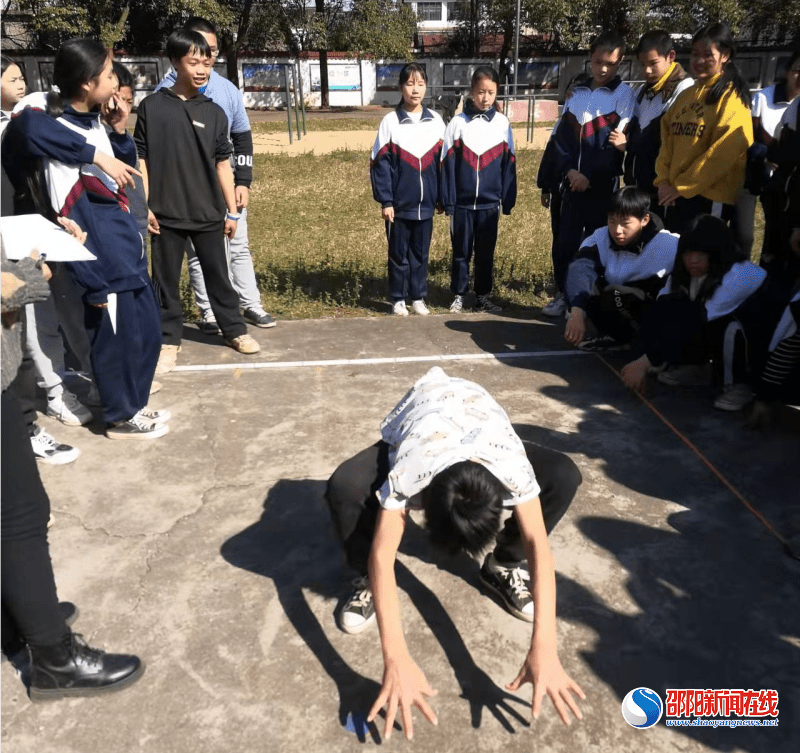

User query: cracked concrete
[2,312,799,753]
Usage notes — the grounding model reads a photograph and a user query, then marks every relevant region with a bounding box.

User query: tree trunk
[315,0,330,108]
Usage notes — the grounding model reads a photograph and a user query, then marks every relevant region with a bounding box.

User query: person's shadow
[220,478,530,742]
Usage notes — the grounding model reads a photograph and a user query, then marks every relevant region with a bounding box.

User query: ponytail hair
[691,23,750,108]
[46,38,109,118]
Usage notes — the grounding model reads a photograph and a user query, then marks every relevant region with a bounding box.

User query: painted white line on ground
[171,350,591,372]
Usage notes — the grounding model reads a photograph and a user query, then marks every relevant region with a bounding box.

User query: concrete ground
[2,311,799,753]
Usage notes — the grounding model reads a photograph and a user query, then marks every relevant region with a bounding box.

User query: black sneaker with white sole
[479,553,534,622]
[577,334,629,352]
[337,576,376,634]
[475,295,502,313]
[243,308,277,328]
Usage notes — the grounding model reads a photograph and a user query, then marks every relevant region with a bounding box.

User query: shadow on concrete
[220,478,530,741]
[557,513,800,752]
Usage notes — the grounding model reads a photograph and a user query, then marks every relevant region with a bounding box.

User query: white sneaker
[450,295,464,313]
[31,428,81,465]
[46,390,92,426]
[541,293,567,317]
[714,384,753,412]
[106,415,169,440]
[411,300,430,316]
[392,300,409,317]
[136,408,172,424]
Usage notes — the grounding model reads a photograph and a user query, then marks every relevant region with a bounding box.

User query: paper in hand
[0,214,97,262]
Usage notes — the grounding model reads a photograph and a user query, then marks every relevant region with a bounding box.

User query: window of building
[417,2,443,21]
[446,2,462,21]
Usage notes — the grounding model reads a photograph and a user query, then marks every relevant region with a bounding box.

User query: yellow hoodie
[655,73,753,205]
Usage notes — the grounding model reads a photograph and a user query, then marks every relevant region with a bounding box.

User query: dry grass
[178,147,766,320]
[251,118,384,135]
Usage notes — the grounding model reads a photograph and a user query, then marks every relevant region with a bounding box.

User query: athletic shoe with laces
[155,344,181,375]
[657,363,712,387]
[243,308,277,328]
[46,390,92,426]
[105,415,169,440]
[475,295,502,313]
[392,300,409,317]
[226,334,261,354]
[136,407,172,424]
[479,553,534,622]
[714,383,753,412]
[337,576,376,634]
[577,334,629,352]
[411,299,430,316]
[31,428,81,465]
[450,295,464,313]
[541,293,567,317]
[197,310,221,335]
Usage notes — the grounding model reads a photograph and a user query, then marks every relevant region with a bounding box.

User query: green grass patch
[251,118,384,134]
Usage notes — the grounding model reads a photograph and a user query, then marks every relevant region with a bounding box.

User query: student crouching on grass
[134,29,260,374]
[441,65,517,314]
[325,367,585,740]
[621,215,767,412]
[370,63,445,317]
[564,186,679,352]
[654,23,753,235]
[2,38,169,440]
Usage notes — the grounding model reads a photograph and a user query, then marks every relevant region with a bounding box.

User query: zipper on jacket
[474,155,480,210]
[419,156,423,221]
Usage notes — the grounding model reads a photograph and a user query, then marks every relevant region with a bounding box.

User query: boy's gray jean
[186,208,262,315]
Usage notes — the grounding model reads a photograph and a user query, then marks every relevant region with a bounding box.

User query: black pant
[663,195,734,236]
[325,441,582,574]
[553,189,611,294]
[151,223,247,345]
[450,207,499,297]
[387,218,432,303]
[584,287,647,344]
[6,349,38,436]
[1,391,67,649]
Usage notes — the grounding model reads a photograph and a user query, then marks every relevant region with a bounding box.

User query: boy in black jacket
[134,30,259,368]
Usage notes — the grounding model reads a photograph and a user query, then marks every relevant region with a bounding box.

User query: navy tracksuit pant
[553,189,611,294]
[450,206,500,297]
[84,285,161,425]
[386,218,432,303]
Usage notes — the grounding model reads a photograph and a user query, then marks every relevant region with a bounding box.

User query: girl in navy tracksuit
[370,63,445,317]
[621,214,767,411]
[2,39,167,439]
[441,66,517,313]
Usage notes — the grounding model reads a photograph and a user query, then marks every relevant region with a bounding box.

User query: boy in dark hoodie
[134,30,259,368]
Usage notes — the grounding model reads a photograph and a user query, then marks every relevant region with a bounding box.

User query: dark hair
[590,30,625,57]
[46,38,109,118]
[471,65,499,88]
[1,54,21,77]
[691,23,750,107]
[636,30,674,57]
[608,186,652,220]
[399,62,427,86]
[670,214,743,299]
[184,16,217,36]
[112,60,134,91]
[778,47,800,83]
[421,461,505,557]
[166,29,211,63]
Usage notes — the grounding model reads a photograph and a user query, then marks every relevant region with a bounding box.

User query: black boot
[28,631,144,701]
